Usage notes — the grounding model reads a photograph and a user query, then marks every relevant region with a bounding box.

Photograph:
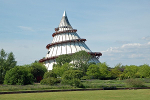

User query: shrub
[86,64,100,79]
[81,76,90,80]
[73,78,85,88]
[138,64,150,78]
[61,70,84,87]
[61,78,84,88]
[4,66,33,85]
[40,71,60,85]
[40,77,59,85]
[29,62,47,82]
[125,78,145,87]
[52,63,73,77]
[97,62,111,79]
[43,71,57,79]
[62,70,83,80]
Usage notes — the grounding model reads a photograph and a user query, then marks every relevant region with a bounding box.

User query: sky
[0,0,150,67]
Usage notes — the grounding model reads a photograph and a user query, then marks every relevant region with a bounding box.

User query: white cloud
[101,42,150,66]
[121,43,141,48]
[18,26,34,31]
[102,47,122,53]
[128,54,143,58]
[142,36,150,41]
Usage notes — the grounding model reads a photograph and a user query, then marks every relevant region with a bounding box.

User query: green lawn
[1,79,150,92]
[0,89,150,100]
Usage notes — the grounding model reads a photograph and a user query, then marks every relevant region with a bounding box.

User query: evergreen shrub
[4,66,33,85]
[40,77,60,85]
[125,78,145,87]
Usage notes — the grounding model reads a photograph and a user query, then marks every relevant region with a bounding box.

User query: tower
[39,11,102,70]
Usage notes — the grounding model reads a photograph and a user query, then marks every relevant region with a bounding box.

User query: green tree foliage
[61,70,83,86]
[110,63,122,79]
[0,49,17,84]
[43,71,57,79]
[5,52,17,69]
[123,65,139,78]
[53,63,73,77]
[29,61,47,82]
[86,64,100,79]
[4,66,33,85]
[138,64,150,78]
[72,51,91,75]
[56,54,72,66]
[40,71,59,85]
[97,62,111,79]
[40,77,59,85]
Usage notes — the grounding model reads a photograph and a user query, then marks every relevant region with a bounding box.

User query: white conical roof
[58,11,73,30]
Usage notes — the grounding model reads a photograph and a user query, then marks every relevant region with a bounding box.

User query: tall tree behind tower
[0,49,17,84]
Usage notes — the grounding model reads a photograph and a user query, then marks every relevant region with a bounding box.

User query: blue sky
[0,0,150,67]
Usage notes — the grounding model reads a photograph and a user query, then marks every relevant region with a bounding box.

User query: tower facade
[39,11,102,70]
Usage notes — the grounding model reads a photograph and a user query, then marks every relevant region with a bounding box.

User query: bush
[125,78,145,87]
[52,63,73,77]
[29,62,47,82]
[40,77,60,85]
[61,70,84,87]
[40,71,60,85]
[86,64,100,79]
[73,78,85,88]
[43,71,57,79]
[81,76,90,80]
[61,78,84,88]
[62,70,83,80]
[4,66,34,85]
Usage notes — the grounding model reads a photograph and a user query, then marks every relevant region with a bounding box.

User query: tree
[56,54,72,66]
[0,49,7,83]
[72,51,91,75]
[61,70,83,87]
[29,62,47,82]
[4,66,33,85]
[138,64,150,78]
[0,49,17,84]
[5,52,17,69]
[97,62,111,79]
[110,63,122,79]
[52,63,73,77]
[123,65,139,78]
[86,64,100,79]
[43,71,57,79]
[40,71,59,85]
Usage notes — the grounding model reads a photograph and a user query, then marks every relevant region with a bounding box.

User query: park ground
[0,89,150,100]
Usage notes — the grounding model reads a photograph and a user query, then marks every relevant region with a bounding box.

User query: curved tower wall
[39,11,102,70]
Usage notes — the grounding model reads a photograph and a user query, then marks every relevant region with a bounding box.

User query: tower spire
[63,10,67,16]
[58,11,72,30]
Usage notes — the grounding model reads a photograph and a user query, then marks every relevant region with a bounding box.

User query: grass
[82,78,150,88]
[1,78,150,92]
[0,84,75,92]
[82,79,126,88]
[0,89,150,100]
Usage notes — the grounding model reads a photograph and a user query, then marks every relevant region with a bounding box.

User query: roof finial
[63,11,67,16]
